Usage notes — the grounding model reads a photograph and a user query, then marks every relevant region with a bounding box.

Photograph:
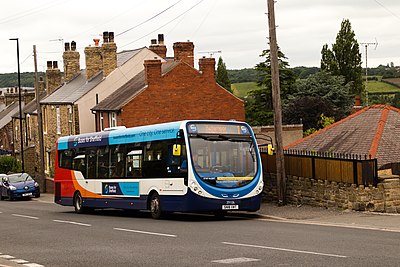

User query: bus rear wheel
[149,193,163,219]
[74,192,91,214]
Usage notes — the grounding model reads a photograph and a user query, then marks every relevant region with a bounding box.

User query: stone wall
[263,173,400,213]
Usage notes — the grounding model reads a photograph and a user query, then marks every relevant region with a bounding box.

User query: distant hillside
[231,82,258,98]
[0,72,45,88]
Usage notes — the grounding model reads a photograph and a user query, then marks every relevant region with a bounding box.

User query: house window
[110,112,117,128]
[26,114,31,141]
[100,112,104,131]
[68,106,73,135]
[43,106,47,134]
[56,107,61,134]
[46,151,51,174]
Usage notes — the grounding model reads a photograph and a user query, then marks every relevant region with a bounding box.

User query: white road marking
[23,263,44,267]
[53,220,91,227]
[114,227,177,238]
[0,255,15,259]
[257,217,400,233]
[222,242,348,258]
[212,257,261,264]
[11,259,29,264]
[12,214,39,220]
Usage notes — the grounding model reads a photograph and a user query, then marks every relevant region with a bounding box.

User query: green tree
[216,57,232,92]
[321,19,363,96]
[288,71,353,119]
[246,49,296,126]
[0,156,21,174]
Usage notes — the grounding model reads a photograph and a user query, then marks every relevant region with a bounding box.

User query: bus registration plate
[222,204,238,210]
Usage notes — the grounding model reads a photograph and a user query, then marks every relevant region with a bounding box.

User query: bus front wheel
[149,192,163,219]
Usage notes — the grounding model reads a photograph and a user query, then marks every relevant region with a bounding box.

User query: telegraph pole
[267,0,286,205]
[33,45,46,192]
[360,40,378,106]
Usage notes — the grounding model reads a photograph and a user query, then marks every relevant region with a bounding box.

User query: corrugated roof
[92,61,180,111]
[285,105,400,168]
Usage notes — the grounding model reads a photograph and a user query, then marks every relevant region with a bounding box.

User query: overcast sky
[1,0,400,74]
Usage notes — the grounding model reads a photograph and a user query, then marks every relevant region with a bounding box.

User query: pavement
[35,193,400,232]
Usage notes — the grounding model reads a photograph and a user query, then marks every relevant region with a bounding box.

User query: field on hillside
[366,80,400,93]
[231,82,258,98]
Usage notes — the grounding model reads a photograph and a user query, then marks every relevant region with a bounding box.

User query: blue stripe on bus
[108,121,182,145]
[57,121,183,150]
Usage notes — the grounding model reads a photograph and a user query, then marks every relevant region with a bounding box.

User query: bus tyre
[74,192,89,214]
[150,192,163,219]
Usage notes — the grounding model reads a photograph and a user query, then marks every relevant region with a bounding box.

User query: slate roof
[92,61,180,112]
[285,105,400,169]
[12,91,48,118]
[40,48,144,105]
[40,70,103,105]
[0,101,23,129]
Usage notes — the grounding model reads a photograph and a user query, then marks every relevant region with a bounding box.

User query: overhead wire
[0,0,67,25]
[373,0,400,20]
[116,0,183,37]
[120,0,205,48]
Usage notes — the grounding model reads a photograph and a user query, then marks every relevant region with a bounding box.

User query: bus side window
[126,149,142,178]
[73,151,86,177]
[111,145,125,178]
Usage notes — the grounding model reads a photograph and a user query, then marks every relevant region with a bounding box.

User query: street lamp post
[9,38,24,173]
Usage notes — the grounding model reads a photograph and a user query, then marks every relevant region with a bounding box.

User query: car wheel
[34,192,40,198]
[149,192,163,219]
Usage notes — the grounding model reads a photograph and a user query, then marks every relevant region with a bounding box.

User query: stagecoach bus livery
[54,120,263,219]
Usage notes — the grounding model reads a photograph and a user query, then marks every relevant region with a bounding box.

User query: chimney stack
[173,41,194,67]
[46,61,62,94]
[149,34,167,59]
[63,41,80,81]
[144,59,162,85]
[199,56,216,81]
[84,40,103,80]
[102,31,117,77]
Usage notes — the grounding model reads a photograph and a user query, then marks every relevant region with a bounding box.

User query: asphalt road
[0,197,399,267]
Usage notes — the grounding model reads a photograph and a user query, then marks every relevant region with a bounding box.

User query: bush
[0,156,22,174]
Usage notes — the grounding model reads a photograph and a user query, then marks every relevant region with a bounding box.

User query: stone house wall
[42,104,78,175]
[263,173,400,213]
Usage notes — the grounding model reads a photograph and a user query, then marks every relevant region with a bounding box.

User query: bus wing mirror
[173,144,181,156]
[267,144,275,155]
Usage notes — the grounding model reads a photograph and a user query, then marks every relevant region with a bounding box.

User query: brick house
[39,32,163,174]
[285,105,400,173]
[91,40,245,129]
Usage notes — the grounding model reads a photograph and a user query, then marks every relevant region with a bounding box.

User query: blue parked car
[0,173,40,200]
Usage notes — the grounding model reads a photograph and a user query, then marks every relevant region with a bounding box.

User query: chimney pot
[158,34,164,45]
[53,61,58,69]
[151,39,157,45]
[71,41,76,51]
[64,42,70,52]
[94,39,100,47]
[103,31,109,43]
[109,32,114,42]
[47,61,52,69]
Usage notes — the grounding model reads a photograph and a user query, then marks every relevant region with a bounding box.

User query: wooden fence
[261,150,378,186]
